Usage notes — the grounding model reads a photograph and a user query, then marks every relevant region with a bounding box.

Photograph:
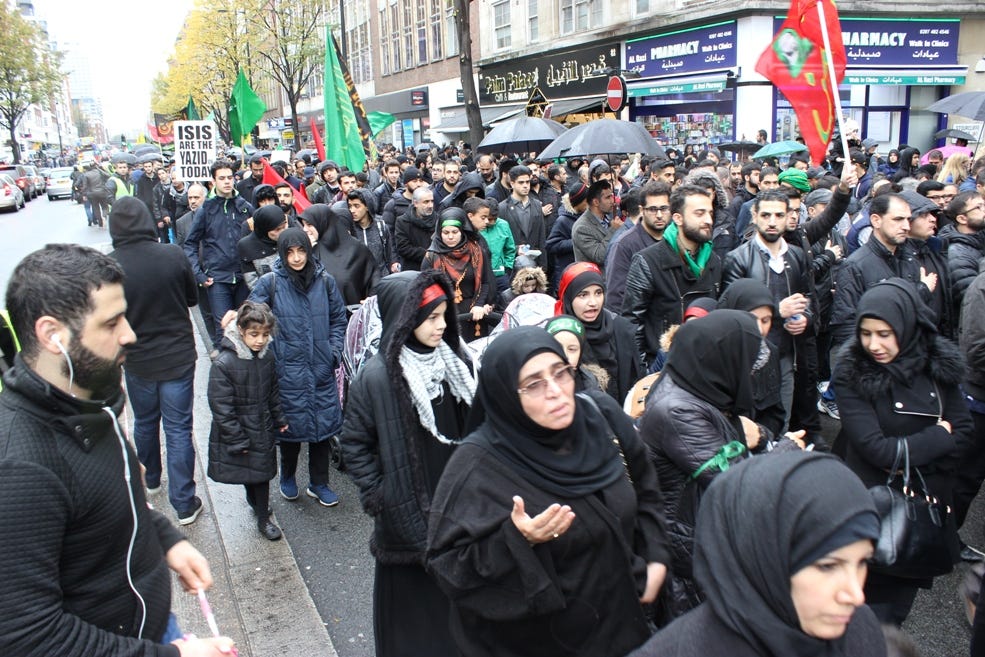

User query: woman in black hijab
[426,326,670,657]
[629,451,886,657]
[639,309,785,619]
[555,261,640,402]
[238,204,287,289]
[299,204,379,306]
[832,278,972,626]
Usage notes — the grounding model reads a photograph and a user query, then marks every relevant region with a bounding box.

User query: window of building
[390,4,401,72]
[379,6,390,75]
[430,0,443,61]
[403,3,414,69]
[348,22,372,84]
[416,1,428,65]
[635,0,650,14]
[528,0,539,42]
[560,0,602,34]
[445,5,459,56]
[493,0,511,50]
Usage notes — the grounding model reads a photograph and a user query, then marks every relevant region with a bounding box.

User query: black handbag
[868,438,960,579]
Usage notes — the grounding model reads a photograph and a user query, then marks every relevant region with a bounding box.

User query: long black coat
[207,323,286,485]
[426,391,669,657]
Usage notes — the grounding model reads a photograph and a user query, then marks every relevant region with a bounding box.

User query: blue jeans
[160,613,182,643]
[125,369,197,513]
[206,280,248,347]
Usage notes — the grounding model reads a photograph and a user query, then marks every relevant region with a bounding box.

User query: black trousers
[244,481,271,517]
[953,408,985,530]
[789,335,823,440]
[279,440,331,486]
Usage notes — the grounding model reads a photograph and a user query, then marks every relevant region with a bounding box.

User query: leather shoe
[257,516,282,541]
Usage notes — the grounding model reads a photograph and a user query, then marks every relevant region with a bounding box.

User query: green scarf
[664,222,713,278]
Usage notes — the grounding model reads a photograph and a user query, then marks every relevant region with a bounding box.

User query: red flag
[310,118,326,162]
[756,0,846,165]
[261,158,311,214]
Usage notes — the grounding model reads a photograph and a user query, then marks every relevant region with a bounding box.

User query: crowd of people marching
[5,129,985,657]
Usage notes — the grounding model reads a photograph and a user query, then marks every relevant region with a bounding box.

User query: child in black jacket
[207,301,288,540]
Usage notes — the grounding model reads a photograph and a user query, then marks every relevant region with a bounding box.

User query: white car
[46,167,75,200]
[0,173,26,212]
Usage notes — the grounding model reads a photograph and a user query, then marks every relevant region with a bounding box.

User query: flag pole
[815,0,851,167]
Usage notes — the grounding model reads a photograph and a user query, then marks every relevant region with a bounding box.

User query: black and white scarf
[399,342,476,444]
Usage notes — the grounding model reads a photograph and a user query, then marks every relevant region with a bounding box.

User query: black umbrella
[476,117,568,155]
[296,148,318,160]
[111,152,137,165]
[933,128,978,142]
[927,92,985,122]
[538,119,664,160]
[138,152,163,164]
[132,144,161,156]
[718,141,759,153]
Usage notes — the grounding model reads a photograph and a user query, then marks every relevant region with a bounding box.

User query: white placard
[173,121,217,182]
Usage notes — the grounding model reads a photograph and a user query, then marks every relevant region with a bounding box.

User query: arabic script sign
[626,21,737,79]
[479,43,621,105]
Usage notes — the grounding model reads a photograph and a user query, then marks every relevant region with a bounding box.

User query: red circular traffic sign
[607,76,627,113]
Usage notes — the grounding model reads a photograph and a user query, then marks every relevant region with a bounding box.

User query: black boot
[257,511,282,541]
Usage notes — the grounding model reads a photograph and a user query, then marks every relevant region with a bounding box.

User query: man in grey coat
[572,179,620,269]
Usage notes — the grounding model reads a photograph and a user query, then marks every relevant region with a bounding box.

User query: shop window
[637,111,734,148]
[494,1,511,50]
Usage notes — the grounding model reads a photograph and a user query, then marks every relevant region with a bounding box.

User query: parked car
[0,164,35,201]
[24,165,44,197]
[0,173,26,212]
[46,167,74,200]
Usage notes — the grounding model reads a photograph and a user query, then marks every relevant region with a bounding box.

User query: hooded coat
[439,171,486,211]
[426,328,670,657]
[341,269,469,564]
[207,321,286,485]
[249,229,347,443]
[629,452,887,657]
[237,205,284,290]
[301,204,379,305]
[109,196,198,381]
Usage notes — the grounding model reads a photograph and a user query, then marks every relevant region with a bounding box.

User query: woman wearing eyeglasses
[426,326,670,657]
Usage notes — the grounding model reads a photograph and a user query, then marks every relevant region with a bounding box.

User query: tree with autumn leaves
[0,2,63,163]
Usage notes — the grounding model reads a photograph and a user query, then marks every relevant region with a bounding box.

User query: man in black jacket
[622,184,722,370]
[110,198,203,524]
[940,191,985,315]
[724,189,820,443]
[0,244,232,657]
[394,187,435,271]
[235,154,265,205]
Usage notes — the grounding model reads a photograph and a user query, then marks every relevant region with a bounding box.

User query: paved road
[5,195,982,656]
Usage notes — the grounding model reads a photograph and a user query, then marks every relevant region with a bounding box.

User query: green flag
[186,97,200,121]
[367,111,396,138]
[323,29,372,172]
[228,68,266,147]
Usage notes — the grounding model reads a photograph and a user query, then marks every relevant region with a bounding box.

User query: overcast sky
[37,0,194,135]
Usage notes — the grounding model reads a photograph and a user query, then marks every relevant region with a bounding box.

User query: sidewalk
[136,309,337,657]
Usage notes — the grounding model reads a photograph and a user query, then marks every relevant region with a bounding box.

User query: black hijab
[855,278,936,384]
[467,326,624,497]
[277,227,316,290]
[695,452,880,657]
[558,263,615,368]
[253,205,286,247]
[300,204,349,250]
[663,310,761,417]
[719,279,775,314]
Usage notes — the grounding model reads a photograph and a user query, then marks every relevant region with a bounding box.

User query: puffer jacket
[249,259,346,443]
[940,225,985,310]
[341,269,469,565]
[0,358,185,657]
[621,239,722,364]
[639,371,748,617]
[183,192,255,285]
[207,322,286,485]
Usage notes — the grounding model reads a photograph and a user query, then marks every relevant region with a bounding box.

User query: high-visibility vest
[112,174,133,198]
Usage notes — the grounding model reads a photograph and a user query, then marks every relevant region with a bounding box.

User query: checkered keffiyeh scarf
[399,342,476,444]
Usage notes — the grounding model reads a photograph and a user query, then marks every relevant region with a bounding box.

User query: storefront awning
[543,97,606,118]
[432,104,526,132]
[627,73,730,98]
[843,66,968,86]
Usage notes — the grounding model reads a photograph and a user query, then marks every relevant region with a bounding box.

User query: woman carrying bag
[832,278,972,625]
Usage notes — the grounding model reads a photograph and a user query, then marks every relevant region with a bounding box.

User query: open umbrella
[927,92,985,122]
[718,141,759,153]
[132,144,162,156]
[934,128,978,142]
[476,117,568,155]
[111,152,137,166]
[538,119,664,160]
[296,148,318,160]
[137,152,163,164]
[753,140,808,159]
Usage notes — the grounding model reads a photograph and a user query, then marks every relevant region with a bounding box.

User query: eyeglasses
[965,203,985,214]
[517,365,575,397]
[644,205,671,214]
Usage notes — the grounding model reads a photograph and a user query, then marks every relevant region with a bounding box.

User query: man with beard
[475,154,497,186]
[311,161,341,204]
[723,189,817,440]
[622,184,722,370]
[433,159,460,206]
[0,244,234,657]
[374,159,401,211]
[382,167,428,232]
[274,182,299,225]
[940,191,985,313]
[109,198,203,523]
[235,154,265,205]
[394,187,435,271]
[606,181,671,311]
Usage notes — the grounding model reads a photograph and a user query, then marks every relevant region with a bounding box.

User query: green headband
[546,316,585,337]
[441,218,463,229]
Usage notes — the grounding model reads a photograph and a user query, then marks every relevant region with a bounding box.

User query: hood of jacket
[836,334,964,401]
[685,169,730,214]
[451,172,487,204]
[109,196,158,247]
[221,317,271,360]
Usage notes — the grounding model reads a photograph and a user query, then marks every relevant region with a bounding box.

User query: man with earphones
[0,244,234,656]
